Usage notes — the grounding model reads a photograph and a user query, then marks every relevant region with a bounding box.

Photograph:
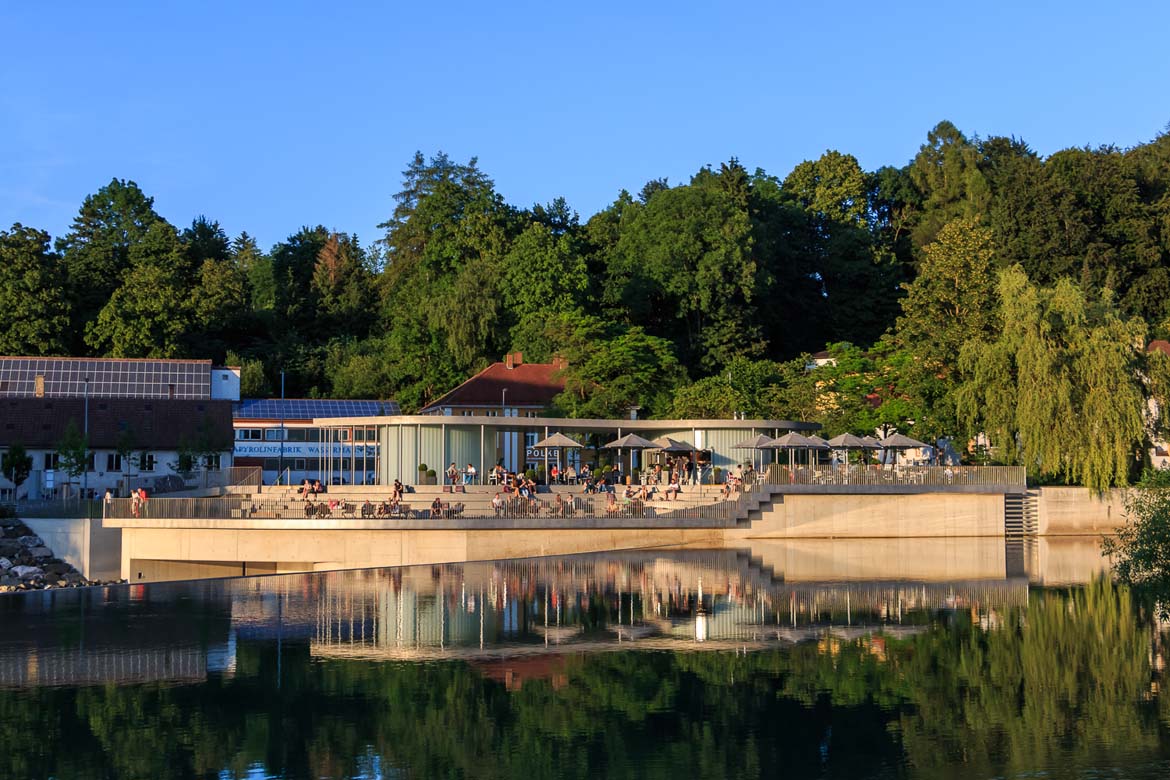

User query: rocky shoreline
[0,518,125,593]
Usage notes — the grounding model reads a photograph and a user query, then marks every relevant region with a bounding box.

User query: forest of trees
[3,120,1170,487]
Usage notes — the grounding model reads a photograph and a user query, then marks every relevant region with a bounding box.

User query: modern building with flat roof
[232,398,400,486]
[310,414,820,487]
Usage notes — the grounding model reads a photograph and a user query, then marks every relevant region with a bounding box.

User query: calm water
[1,543,1169,780]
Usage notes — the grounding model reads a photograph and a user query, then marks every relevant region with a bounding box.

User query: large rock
[28,546,53,559]
[0,540,21,558]
[17,535,42,548]
[43,562,71,577]
[0,557,11,570]
[10,566,43,580]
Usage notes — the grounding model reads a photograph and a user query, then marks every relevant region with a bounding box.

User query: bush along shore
[0,519,124,593]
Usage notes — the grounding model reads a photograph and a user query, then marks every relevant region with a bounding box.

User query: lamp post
[82,377,89,501]
[278,370,285,484]
[501,388,509,472]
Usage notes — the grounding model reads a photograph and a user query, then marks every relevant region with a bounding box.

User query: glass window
[286,429,307,442]
[106,453,121,472]
[264,428,284,441]
[140,452,156,471]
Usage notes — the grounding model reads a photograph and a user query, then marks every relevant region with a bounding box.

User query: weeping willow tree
[957,265,1147,490]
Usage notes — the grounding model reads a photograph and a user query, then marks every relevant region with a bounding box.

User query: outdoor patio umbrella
[732,433,775,473]
[650,436,693,452]
[827,433,878,465]
[603,433,658,484]
[861,435,882,465]
[650,436,701,488]
[762,432,828,470]
[805,434,831,468]
[879,433,929,465]
[533,432,583,484]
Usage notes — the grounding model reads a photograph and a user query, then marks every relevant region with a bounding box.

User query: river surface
[1,538,1168,779]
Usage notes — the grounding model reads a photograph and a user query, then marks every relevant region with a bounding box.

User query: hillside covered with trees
[4,120,1170,487]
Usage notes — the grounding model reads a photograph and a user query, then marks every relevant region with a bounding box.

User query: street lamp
[82,377,89,501]
[278,370,285,484]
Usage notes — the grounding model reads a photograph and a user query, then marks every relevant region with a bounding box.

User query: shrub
[418,463,428,472]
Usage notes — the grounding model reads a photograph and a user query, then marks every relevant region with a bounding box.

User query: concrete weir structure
[104,461,1034,582]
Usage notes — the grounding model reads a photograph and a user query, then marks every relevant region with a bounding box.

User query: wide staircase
[241,481,766,525]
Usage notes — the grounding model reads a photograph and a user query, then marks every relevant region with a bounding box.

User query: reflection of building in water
[303,549,1030,661]
[0,584,236,688]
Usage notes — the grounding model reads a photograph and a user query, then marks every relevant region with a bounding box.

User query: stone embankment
[0,518,124,593]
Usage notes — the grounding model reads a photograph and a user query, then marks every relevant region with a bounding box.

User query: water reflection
[0,541,1166,780]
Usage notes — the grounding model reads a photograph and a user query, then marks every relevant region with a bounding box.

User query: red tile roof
[1148,340,1170,357]
[421,359,566,412]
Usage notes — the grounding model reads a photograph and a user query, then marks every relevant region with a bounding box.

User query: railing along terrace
[127,466,264,496]
[760,464,1027,489]
[104,492,752,523]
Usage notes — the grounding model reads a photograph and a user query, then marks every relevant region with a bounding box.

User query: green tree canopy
[957,265,1147,489]
[0,223,70,355]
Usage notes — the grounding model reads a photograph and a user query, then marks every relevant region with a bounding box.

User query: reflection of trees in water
[0,579,1164,778]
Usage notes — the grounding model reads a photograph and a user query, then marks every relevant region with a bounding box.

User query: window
[236,429,262,441]
[264,428,284,441]
[44,453,60,470]
[263,458,280,471]
[106,453,122,472]
[294,458,306,471]
[205,454,221,469]
[140,452,156,471]
[526,412,538,418]
[286,429,307,442]
[461,410,474,416]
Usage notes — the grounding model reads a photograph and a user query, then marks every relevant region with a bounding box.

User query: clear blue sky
[2,1,1167,250]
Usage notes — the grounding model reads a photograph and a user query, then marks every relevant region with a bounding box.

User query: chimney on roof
[505,353,514,370]
[504,351,523,369]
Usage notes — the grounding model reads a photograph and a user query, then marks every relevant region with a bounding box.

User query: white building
[0,357,239,500]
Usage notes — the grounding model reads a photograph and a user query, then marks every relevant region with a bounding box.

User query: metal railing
[759,464,1027,489]
[103,491,753,524]
[2,498,102,519]
[125,466,263,495]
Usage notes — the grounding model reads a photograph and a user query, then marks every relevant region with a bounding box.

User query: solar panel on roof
[0,357,211,400]
[232,398,399,420]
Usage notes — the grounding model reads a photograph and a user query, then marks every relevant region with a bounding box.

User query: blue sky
[2,1,1167,250]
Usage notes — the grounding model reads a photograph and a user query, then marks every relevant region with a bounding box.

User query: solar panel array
[233,398,400,420]
[0,358,211,400]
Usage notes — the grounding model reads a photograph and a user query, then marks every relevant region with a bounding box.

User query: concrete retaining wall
[22,517,122,581]
[733,492,1006,539]
[120,526,725,582]
[1036,487,1127,535]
